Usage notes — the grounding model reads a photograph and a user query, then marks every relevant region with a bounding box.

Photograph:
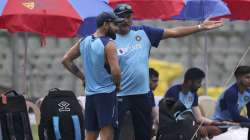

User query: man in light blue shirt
[165,68,222,139]
[62,12,123,140]
[213,66,250,126]
[113,4,224,140]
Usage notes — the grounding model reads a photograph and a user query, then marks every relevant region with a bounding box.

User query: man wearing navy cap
[62,12,123,140]
[113,4,224,140]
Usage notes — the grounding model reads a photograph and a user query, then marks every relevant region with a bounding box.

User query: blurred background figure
[148,68,159,139]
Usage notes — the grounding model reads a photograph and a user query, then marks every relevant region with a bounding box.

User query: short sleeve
[192,93,198,107]
[131,25,164,47]
[164,85,179,101]
[142,25,164,47]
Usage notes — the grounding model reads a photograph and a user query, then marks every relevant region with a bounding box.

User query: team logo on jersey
[58,101,70,112]
[22,0,35,10]
[135,44,142,49]
[244,96,250,102]
[135,35,142,41]
[117,48,127,55]
[188,96,193,102]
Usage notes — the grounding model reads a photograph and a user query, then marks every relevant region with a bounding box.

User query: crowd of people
[62,3,250,140]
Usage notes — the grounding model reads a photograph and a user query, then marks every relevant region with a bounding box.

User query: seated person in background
[165,67,222,139]
[148,68,159,137]
[213,66,250,128]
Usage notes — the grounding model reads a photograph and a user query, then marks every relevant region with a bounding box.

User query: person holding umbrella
[62,12,123,140]
[113,3,224,140]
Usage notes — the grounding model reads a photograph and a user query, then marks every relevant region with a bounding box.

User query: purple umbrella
[173,0,230,21]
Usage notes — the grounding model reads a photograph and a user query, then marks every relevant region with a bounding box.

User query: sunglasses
[118,5,132,11]
[116,5,133,18]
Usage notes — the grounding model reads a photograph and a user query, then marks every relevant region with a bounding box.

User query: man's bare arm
[62,40,84,81]
[192,106,213,125]
[105,41,121,91]
[162,19,223,39]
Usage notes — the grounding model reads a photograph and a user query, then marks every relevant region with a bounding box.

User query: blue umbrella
[69,0,113,37]
[0,0,7,15]
[173,0,230,21]
[172,0,230,95]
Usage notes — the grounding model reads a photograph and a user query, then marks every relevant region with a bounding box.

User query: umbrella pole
[204,31,208,95]
[22,33,28,95]
[201,0,208,96]
[11,34,19,91]
[187,36,194,67]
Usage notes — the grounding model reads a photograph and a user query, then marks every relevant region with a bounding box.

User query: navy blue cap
[96,12,124,26]
[114,4,133,16]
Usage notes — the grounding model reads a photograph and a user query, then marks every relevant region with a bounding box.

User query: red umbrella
[220,0,250,87]
[0,0,112,94]
[223,0,250,20]
[0,0,82,37]
[108,0,184,20]
[0,0,81,94]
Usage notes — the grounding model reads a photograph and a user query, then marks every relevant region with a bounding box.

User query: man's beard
[106,27,116,40]
[190,88,198,93]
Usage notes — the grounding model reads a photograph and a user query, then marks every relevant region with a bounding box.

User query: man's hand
[115,85,121,93]
[163,18,224,39]
[152,106,159,136]
[198,126,208,138]
[210,120,224,126]
[200,19,224,30]
[152,115,159,135]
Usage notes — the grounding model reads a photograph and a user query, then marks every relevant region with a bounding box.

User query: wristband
[198,24,202,30]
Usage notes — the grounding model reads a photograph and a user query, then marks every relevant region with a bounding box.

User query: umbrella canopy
[223,0,250,20]
[0,0,112,94]
[0,0,112,37]
[79,0,185,36]
[70,0,113,36]
[108,0,184,20]
[173,0,230,20]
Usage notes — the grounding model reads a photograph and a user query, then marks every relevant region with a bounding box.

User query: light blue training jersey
[115,25,164,96]
[80,35,116,96]
[165,84,199,109]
